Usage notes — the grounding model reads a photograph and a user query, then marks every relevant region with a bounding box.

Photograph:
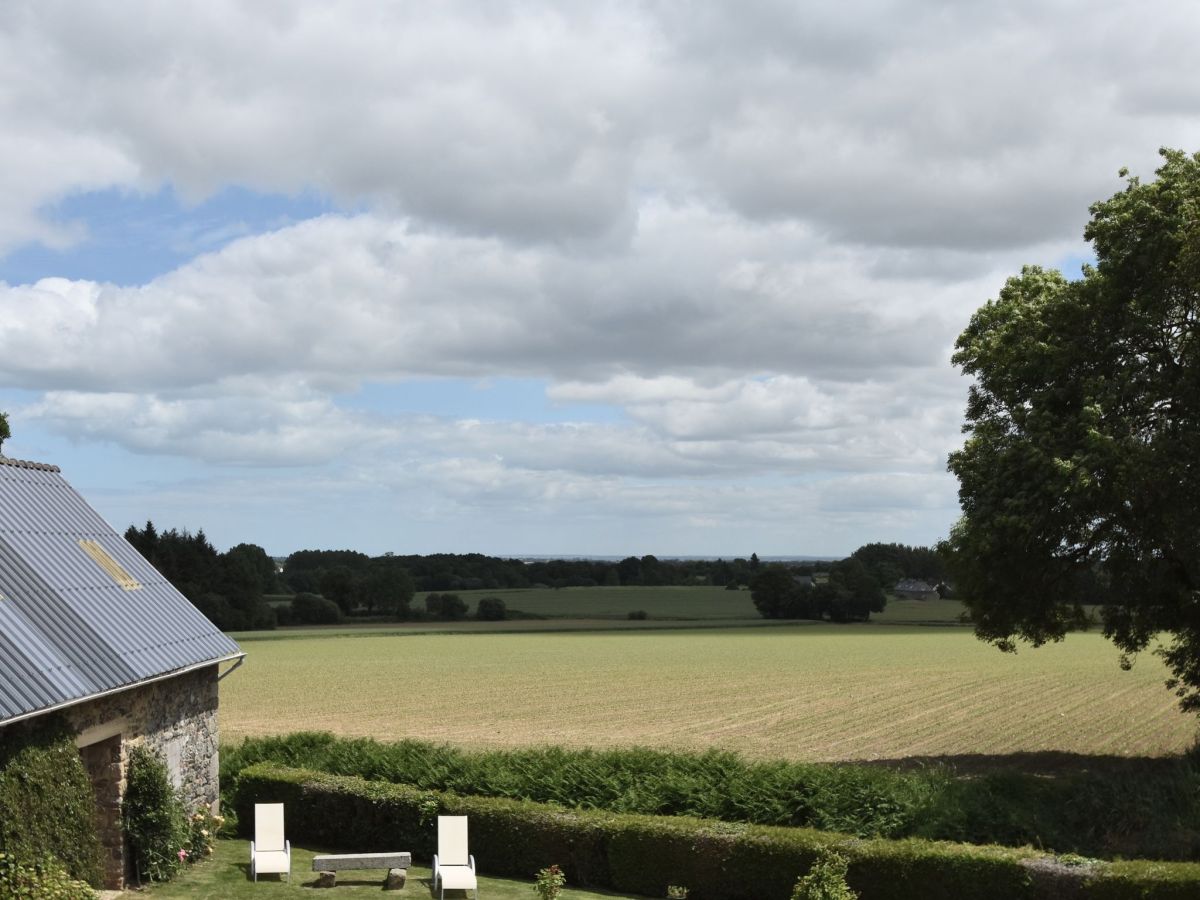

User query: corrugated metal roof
[0,457,243,724]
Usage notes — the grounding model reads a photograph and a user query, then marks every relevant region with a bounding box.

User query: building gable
[0,457,242,725]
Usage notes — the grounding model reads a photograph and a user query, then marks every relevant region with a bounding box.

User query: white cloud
[1,1,1198,256]
[0,205,996,392]
[3,0,1199,552]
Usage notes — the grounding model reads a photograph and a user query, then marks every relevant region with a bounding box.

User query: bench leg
[385,868,406,890]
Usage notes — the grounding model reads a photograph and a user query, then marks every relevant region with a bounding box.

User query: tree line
[750,542,946,623]
[125,520,943,631]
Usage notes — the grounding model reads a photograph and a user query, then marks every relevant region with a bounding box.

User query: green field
[453,585,759,619]
[420,586,965,623]
[247,587,968,640]
[220,624,1195,761]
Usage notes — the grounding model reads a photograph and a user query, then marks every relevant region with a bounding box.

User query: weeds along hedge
[232,763,1200,900]
[221,732,1200,860]
[0,853,97,900]
[0,715,103,887]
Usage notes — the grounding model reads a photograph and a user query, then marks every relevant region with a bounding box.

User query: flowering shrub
[533,864,567,900]
[186,810,223,861]
[667,886,690,899]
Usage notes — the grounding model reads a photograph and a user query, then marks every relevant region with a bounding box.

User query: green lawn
[139,839,646,899]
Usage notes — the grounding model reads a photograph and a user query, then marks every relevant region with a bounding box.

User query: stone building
[893,578,941,601]
[0,456,243,889]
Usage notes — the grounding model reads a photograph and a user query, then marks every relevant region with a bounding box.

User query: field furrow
[220,626,1196,761]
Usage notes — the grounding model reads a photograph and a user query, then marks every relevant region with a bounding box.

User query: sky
[2,2,1199,559]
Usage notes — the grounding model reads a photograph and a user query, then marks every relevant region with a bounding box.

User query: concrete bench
[312,852,412,889]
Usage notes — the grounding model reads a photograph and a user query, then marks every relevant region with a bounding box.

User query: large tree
[944,148,1200,708]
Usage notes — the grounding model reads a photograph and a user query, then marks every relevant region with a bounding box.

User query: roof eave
[0,650,246,730]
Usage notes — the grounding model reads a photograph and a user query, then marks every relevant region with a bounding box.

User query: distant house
[0,457,243,889]
[792,574,814,589]
[893,578,940,601]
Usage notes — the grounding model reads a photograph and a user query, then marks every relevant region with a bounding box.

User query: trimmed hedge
[0,716,103,887]
[220,732,1200,860]
[232,763,1200,899]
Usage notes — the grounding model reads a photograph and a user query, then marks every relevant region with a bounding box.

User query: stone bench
[312,852,412,889]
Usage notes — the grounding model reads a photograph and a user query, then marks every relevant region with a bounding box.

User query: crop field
[220,624,1195,761]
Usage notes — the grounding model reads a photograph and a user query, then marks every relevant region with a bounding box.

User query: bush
[792,850,857,900]
[0,852,97,899]
[122,745,188,883]
[186,809,223,862]
[628,610,648,620]
[534,864,567,899]
[291,592,344,625]
[424,593,468,620]
[220,732,1200,861]
[0,716,103,886]
[476,597,507,621]
[229,762,1200,900]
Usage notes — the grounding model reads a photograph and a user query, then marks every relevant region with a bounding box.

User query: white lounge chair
[250,802,291,882]
[432,815,478,899]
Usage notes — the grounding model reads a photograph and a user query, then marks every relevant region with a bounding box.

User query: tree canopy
[0,411,9,455]
[944,148,1200,708]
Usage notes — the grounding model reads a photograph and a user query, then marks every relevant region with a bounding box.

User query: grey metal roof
[0,457,242,724]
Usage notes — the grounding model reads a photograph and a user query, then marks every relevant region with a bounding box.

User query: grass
[219,624,1195,760]
[260,584,969,625]
[229,616,794,643]
[138,839,646,899]
[452,585,759,619]
[230,590,970,643]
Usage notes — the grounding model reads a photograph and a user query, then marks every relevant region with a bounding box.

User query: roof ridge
[0,456,62,473]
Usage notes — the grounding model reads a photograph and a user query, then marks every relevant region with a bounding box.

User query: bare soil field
[220,624,1195,761]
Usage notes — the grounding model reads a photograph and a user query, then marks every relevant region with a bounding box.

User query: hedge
[231,763,1200,899]
[0,716,103,887]
[220,731,1200,860]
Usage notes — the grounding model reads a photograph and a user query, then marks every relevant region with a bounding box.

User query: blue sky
[1,2,1197,557]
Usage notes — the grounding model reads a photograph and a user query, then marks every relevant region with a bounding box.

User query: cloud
[0,205,992,393]
[4,0,1198,553]
[2,1,1199,258]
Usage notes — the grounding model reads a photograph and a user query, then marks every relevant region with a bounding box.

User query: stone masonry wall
[5,665,226,888]
[66,664,222,814]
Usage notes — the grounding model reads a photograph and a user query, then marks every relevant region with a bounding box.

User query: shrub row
[221,732,1200,860]
[0,852,97,900]
[232,763,1200,900]
[0,716,103,887]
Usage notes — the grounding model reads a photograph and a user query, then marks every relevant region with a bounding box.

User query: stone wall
[67,664,222,888]
[68,664,221,813]
[78,734,123,887]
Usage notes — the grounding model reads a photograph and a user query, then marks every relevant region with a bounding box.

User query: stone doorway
[78,734,125,889]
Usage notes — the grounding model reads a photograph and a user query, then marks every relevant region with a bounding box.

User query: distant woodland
[123,521,943,631]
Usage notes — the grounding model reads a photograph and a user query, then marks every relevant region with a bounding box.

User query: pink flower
[178,849,188,862]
